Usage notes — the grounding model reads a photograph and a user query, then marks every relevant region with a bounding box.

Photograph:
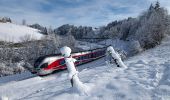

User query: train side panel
[35,47,107,75]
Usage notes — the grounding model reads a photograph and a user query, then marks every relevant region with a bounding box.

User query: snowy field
[1,36,170,100]
[0,23,43,42]
[75,41,104,50]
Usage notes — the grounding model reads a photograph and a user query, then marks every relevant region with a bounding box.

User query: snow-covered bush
[0,62,25,76]
[0,65,14,76]
[60,35,76,48]
[13,63,25,74]
[116,49,127,60]
[127,40,143,56]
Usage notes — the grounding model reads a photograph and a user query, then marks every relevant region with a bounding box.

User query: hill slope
[0,36,170,100]
[0,23,43,42]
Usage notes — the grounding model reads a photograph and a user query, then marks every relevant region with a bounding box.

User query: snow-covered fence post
[60,46,89,95]
[106,46,127,68]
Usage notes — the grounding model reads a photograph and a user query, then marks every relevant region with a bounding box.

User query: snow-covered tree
[127,40,143,56]
[0,17,12,23]
[29,24,48,35]
[134,2,168,49]
[98,2,169,50]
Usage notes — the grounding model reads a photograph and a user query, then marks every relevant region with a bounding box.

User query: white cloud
[0,0,169,28]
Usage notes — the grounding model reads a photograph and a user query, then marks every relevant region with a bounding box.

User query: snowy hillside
[1,36,170,100]
[0,23,43,42]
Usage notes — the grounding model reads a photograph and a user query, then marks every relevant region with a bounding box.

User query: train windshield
[40,63,48,68]
[34,57,45,68]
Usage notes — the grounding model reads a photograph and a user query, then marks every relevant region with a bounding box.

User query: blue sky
[0,0,170,28]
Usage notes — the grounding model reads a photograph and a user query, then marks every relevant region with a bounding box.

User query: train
[33,47,107,76]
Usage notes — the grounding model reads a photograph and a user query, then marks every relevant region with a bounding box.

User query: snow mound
[0,23,43,42]
[0,96,8,100]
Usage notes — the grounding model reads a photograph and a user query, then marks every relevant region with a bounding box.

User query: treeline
[99,2,169,49]
[29,24,96,39]
[29,2,169,50]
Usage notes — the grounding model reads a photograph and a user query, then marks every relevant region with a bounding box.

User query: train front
[33,56,54,75]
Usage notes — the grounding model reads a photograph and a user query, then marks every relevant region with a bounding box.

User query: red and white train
[33,47,107,75]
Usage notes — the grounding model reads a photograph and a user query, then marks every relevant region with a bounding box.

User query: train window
[96,52,98,56]
[81,56,84,60]
[95,53,97,57]
[40,63,48,68]
[60,60,65,65]
[89,54,91,58]
[83,55,86,60]
[87,55,89,58]
[97,52,99,56]
[87,54,90,58]
[84,55,86,59]
[92,53,95,58]
[78,57,81,60]
[85,55,87,59]
[82,55,84,60]
[85,55,88,59]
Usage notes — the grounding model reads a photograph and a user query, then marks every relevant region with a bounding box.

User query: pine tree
[149,3,154,11]
[155,1,160,10]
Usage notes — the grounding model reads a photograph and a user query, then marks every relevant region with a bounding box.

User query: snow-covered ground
[75,41,104,50]
[0,23,43,42]
[0,72,36,85]
[1,36,170,100]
